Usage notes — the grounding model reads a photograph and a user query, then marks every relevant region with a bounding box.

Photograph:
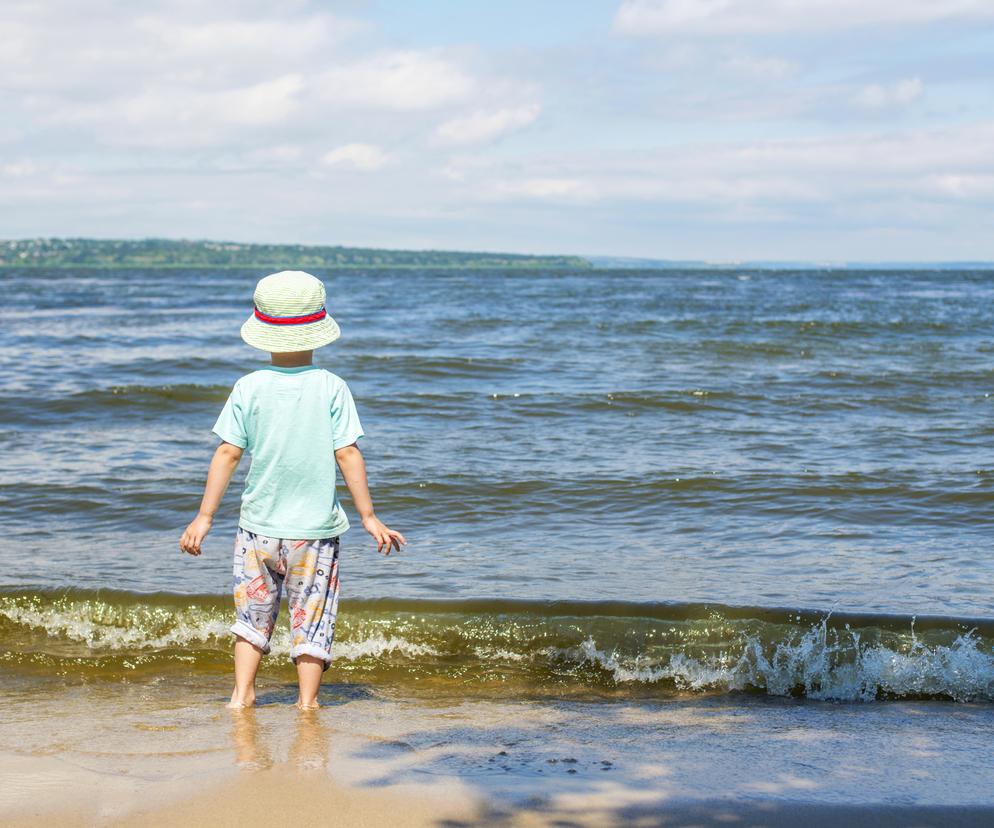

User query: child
[179,270,405,709]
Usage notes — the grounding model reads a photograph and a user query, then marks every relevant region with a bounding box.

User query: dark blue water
[2,267,993,617]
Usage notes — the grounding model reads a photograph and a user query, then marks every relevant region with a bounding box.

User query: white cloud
[645,44,795,84]
[129,75,303,127]
[854,77,923,109]
[433,104,540,146]
[240,145,303,167]
[449,122,994,213]
[134,14,353,59]
[721,54,795,80]
[0,4,526,158]
[923,173,994,199]
[321,143,392,171]
[493,176,594,201]
[1,9,359,94]
[614,0,994,35]
[48,74,305,147]
[1,160,38,177]
[0,19,33,65]
[317,50,475,110]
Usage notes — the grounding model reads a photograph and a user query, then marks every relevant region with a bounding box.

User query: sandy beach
[9,756,994,828]
[3,677,994,828]
[7,750,994,828]
[0,755,477,828]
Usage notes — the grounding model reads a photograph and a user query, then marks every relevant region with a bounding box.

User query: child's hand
[362,515,406,556]
[179,513,213,556]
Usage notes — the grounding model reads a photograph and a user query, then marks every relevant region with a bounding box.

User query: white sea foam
[0,600,230,650]
[566,623,994,702]
[564,637,736,688]
[472,646,528,662]
[732,621,994,702]
[331,633,439,660]
[4,596,993,700]
[0,599,439,661]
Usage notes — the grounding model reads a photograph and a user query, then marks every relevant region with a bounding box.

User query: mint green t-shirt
[212,366,364,539]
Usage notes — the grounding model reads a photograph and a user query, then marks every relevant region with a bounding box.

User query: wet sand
[6,752,994,828]
[0,755,476,827]
[3,678,994,827]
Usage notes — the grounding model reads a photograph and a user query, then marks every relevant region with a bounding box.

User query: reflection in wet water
[290,707,330,772]
[230,707,271,771]
[229,704,331,773]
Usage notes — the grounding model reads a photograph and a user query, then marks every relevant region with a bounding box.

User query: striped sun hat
[240,270,341,353]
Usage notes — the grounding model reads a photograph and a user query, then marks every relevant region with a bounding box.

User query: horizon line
[2,236,994,268]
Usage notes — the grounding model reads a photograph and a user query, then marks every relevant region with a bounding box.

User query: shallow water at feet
[4,679,994,814]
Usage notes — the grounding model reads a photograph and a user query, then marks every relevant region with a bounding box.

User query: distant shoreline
[0,263,586,271]
[5,262,994,272]
[3,238,994,271]
[0,237,589,270]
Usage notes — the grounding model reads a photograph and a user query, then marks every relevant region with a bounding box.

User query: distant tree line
[0,238,590,269]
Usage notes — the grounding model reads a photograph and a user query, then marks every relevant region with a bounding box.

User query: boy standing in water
[179,270,405,709]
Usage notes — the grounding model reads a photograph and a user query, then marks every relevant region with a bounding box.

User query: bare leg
[295,655,324,709]
[229,636,264,708]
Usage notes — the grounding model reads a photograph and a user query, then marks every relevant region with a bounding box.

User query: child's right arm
[179,441,244,556]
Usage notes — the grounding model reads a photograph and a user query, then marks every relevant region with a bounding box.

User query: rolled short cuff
[231,621,271,654]
[290,642,333,671]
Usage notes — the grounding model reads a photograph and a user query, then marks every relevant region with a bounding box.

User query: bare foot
[228,691,256,709]
[295,700,320,711]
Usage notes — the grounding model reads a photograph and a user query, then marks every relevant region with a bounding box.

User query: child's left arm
[335,442,406,555]
[179,441,244,556]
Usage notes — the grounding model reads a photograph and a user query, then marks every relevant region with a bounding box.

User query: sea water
[2,266,994,813]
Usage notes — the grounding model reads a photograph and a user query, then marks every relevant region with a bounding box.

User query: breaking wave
[1,590,992,703]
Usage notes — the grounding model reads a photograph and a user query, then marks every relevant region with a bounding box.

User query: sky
[2,0,994,261]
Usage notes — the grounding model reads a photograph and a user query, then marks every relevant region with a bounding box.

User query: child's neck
[270,351,314,368]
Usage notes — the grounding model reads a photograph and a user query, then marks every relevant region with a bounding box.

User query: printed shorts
[230,526,341,668]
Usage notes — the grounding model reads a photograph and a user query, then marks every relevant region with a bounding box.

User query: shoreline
[3,680,994,827]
